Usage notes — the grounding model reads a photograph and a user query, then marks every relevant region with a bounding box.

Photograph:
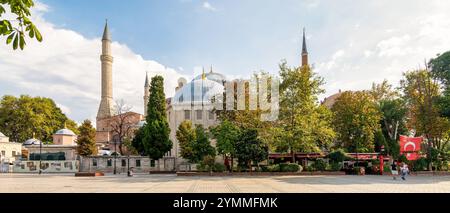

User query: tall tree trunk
[291,149,295,163]
[231,156,234,174]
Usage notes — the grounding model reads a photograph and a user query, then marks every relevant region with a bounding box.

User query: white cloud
[306,0,320,9]
[202,2,216,11]
[315,1,450,100]
[0,3,185,123]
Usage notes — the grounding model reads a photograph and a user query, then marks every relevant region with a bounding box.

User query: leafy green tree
[177,123,214,164]
[211,120,240,170]
[142,76,172,167]
[76,120,97,156]
[436,90,450,118]
[278,61,335,162]
[0,0,42,50]
[401,70,441,138]
[176,120,196,162]
[429,51,450,88]
[370,80,399,101]
[400,70,446,170]
[429,51,450,118]
[235,129,268,171]
[0,95,78,143]
[370,80,407,157]
[332,91,382,153]
[191,125,215,163]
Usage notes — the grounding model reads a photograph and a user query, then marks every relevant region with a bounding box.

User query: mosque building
[94,22,310,171]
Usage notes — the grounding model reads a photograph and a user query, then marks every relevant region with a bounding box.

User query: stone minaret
[301,27,309,67]
[97,21,114,119]
[143,72,150,117]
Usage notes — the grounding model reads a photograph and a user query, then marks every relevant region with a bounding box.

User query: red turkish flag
[399,135,422,160]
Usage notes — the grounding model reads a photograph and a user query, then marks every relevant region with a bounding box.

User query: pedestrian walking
[391,160,398,180]
[400,163,409,180]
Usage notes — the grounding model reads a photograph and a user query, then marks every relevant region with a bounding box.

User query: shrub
[267,164,280,172]
[213,163,226,172]
[383,164,391,173]
[306,165,316,172]
[413,158,428,171]
[196,163,207,172]
[259,165,269,172]
[329,162,342,171]
[327,149,349,163]
[280,163,302,172]
[196,155,216,172]
[313,159,328,171]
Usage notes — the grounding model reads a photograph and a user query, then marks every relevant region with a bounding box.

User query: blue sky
[39,0,328,76]
[1,0,450,123]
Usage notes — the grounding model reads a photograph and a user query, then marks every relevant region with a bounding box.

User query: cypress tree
[143,75,172,168]
[77,120,97,156]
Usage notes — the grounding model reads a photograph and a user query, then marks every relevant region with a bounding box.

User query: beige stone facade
[0,142,22,164]
[95,112,144,151]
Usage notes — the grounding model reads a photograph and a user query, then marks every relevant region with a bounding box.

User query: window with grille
[196,110,203,120]
[136,160,141,167]
[184,110,190,120]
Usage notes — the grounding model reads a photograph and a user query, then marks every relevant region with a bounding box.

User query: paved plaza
[1,174,450,193]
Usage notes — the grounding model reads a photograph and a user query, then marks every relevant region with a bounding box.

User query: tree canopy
[176,120,196,162]
[0,95,78,143]
[235,129,268,170]
[0,0,42,50]
[142,75,172,160]
[276,61,335,160]
[332,91,382,153]
[76,120,97,156]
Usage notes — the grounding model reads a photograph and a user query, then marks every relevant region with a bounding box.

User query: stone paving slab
[1,174,450,193]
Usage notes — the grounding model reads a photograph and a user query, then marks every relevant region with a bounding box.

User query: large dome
[55,128,76,136]
[172,78,224,106]
[23,138,42,146]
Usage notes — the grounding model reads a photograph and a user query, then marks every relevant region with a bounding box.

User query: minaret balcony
[100,55,114,62]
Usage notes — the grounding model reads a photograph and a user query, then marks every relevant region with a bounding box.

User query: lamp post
[113,140,117,175]
[380,145,385,175]
[39,141,42,175]
[127,154,131,177]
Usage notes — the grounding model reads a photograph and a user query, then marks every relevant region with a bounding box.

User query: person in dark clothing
[390,161,398,180]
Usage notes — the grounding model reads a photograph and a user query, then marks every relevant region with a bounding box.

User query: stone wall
[13,160,79,173]
[79,156,177,173]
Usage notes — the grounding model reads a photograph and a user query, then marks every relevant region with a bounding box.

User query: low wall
[13,160,79,173]
[79,156,176,173]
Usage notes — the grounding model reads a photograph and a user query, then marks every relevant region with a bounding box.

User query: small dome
[23,138,42,146]
[55,128,76,136]
[0,132,5,137]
